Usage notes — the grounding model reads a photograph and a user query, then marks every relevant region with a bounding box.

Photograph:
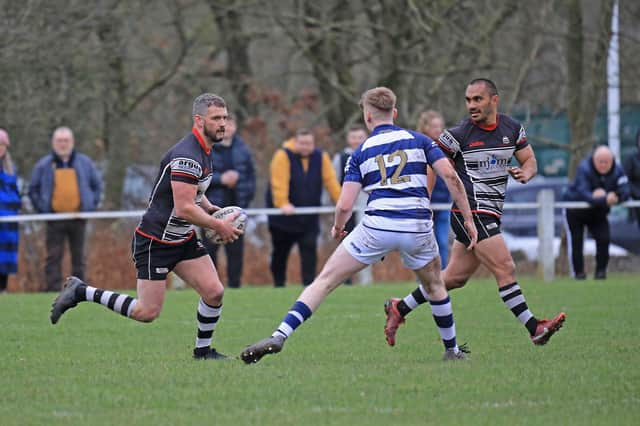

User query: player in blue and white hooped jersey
[50,94,243,360]
[386,79,566,348]
[240,87,478,364]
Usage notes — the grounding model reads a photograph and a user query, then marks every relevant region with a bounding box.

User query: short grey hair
[52,126,74,141]
[192,93,227,117]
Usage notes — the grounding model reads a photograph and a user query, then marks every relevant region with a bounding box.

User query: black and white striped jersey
[437,114,529,217]
[136,128,213,243]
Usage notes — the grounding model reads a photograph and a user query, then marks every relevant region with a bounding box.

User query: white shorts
[342,223,439,270]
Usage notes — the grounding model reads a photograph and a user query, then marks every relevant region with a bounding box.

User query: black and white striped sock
[194,299,221,351]
[499,282,538,335]
[77,284,137,317]
[399,284,430,315]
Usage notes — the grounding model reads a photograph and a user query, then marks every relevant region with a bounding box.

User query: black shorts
[450,211,501,247]
[132,231,208,280]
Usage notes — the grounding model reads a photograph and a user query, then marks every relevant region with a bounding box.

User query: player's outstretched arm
[509,145,537,184]
[432,158,478,249]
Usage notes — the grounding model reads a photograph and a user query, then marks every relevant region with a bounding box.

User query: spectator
[623,129,640,227]
[266,129,341,287]
[200,113,256,288]
[333,125,368,284]
[563,145,630,280]
[28,127,102,291]
[0,129,20,293]
[417,110,452,268]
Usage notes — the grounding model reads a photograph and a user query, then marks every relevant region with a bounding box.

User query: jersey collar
[472,114,499,131]
[371,123,400,136]
[192,127,211,155]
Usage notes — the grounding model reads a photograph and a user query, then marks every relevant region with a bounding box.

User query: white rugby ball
[204,206,248,244]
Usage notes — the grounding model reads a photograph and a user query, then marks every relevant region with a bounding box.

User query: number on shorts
[375,150,410,186]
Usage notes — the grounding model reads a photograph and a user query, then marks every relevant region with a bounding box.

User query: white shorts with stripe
[341,222,439,270]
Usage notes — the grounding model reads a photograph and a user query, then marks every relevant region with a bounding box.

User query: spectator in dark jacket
[623,129,640,227]
[563,145,629,280]
[0,129,21,293]
[201,114,256,288]
[28,127,102,291]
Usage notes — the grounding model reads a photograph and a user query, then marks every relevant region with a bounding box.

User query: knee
[201,283,224,306]
[503,258,516,276]
[494,258,516,282]
[445,277,468,290]
[134,304,162,323]
[442,269,468,290]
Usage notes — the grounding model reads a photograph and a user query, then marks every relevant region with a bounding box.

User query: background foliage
[2,0,640,205]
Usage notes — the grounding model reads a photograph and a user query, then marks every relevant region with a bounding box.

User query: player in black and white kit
[385,79,566,347]
[50,94,243,360]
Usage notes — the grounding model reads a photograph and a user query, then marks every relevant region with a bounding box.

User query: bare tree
[565,0,614,178]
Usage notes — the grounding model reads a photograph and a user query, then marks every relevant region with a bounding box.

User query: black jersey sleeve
[515,123,529,151]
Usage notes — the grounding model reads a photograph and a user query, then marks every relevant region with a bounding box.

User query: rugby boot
[193,347,230,360]
[531,312,566,345]
[384,298,406,346]
[50,276,85,324]
[442,343,470,361]
[240,335,285,364]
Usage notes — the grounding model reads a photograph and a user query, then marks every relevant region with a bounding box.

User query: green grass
[1,275,639,426]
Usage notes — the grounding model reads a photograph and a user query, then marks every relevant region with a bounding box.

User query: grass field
[1,274,639,426]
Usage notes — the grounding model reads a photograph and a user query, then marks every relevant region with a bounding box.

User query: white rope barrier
[1,200,638,222]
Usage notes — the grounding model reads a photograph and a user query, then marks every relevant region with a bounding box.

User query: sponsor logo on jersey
[478,154,510,170]
[502,136,510,144]
[350,241,362,254]
[469,140,485,148]
[172,157,203,177]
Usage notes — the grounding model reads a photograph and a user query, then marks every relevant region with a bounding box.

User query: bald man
[29,127,103,291]
[563,145,630,280]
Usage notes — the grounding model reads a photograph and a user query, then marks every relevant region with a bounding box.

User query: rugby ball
[204,206,248,244]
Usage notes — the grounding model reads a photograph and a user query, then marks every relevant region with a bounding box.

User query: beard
[204,126,225,144]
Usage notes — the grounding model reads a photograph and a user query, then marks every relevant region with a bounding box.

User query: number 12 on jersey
[375,150,410,186]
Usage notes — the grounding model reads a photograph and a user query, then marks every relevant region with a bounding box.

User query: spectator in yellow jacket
[266,129,341,286]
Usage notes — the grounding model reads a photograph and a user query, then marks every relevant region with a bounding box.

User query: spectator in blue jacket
[623,129,640,227]
[201,114,256,288]
[563,145,629,280]
[418,110,452,268]
[28,127,102,291]
[0,129,21,293]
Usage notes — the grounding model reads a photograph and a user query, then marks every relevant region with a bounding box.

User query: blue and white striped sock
[272,300,312,339]
[429,295,458,352]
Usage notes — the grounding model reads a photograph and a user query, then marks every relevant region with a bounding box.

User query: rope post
[537,189,555,282]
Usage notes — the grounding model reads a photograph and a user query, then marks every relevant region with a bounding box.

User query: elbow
[174,204,191,219]
[336,201,352,215]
